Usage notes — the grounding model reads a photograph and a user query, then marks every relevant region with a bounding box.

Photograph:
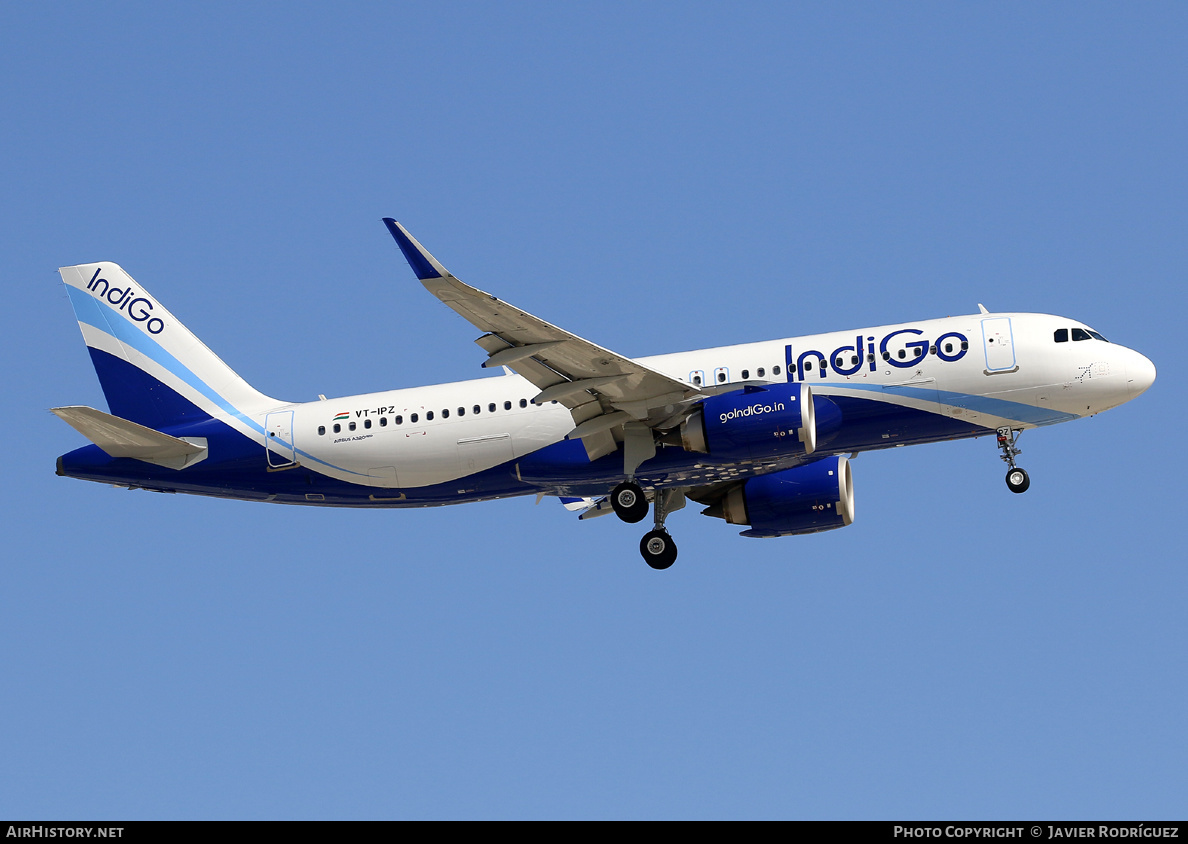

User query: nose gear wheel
[996,427,1029,493]
[1006,467,1030,493]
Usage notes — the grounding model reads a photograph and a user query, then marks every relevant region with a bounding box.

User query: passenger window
[944,343,953,353]
[914,347,922,357]
[364,418,372,429]
[504,401,511,410]
[741,369,749,379]
[520,399,528,408]
[380,417,387,427]
[835,357,843,368]
[692,375,702,386]
[349,421,357,431]
[457,407,465,417]
[773,366,781,375]
[318,426,326,436]
[1054,329,1068,342]
[867,353,875,363]
[411,413,418,423]
[426,411,434,421]
[757,367,765,378]
[897,349,906,359]
[804,361,813,371]
[961,341,969,350]
[851,355,859,365]
[882,351,890,361]
[488,403,496,413]
[1072,328,1091,341]
[929,346,936,355]
[395,415,403,425]
[333,423,341,433]
[474,405,481,415]
[717,371,726,383]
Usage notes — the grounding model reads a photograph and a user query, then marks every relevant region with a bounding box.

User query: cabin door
[981,318,1017,373]
[265,410,298,468]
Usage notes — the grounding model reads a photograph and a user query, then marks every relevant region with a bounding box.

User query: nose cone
[1128,351,1157,400]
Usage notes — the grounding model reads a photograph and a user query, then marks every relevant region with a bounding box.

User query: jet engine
[700,455,855,537]
[680,383,841,461]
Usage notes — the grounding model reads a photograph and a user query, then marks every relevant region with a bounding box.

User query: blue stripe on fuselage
[825,383,1078,426]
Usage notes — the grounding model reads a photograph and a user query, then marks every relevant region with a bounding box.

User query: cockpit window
[1054,328,1068,343]
[1088,330,1109,342]
[1071,328,1091,341]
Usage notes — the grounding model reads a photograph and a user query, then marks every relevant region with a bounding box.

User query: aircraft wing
[384,219,703,460]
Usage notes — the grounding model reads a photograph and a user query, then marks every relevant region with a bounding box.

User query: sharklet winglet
[383,218,446,280]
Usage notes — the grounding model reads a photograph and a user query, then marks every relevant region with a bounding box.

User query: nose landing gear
[1005,466,1030,493]
[997,427,1030,493]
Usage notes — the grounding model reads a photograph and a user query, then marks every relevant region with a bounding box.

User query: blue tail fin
[59,262,277,430]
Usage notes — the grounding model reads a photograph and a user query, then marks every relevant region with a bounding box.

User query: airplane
[52,219,1157,569]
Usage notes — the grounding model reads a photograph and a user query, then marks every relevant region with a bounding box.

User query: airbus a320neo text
[53,220,1156,568]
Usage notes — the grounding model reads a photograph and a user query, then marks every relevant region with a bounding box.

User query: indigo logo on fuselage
[86,267,165,335]
[785,329,968,381]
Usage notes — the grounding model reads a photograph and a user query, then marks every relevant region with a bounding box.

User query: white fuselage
[276,312,1153,490]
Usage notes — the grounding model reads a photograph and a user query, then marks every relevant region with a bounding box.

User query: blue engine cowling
[681,383,841,460]
[702,455,855,537]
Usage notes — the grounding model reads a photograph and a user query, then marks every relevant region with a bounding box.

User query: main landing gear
[611,481,680,569]
[610,481,649,523]
[996,426,1030,494]
[640,529,677,570]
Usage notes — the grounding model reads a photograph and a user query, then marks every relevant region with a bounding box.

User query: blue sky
[2,3,1184,819]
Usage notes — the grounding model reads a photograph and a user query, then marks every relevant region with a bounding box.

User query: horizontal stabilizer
[559,495,615,520]
[51,406,208,470]
[576,497,615,520]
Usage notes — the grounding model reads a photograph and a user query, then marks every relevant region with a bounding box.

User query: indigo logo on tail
[86,267,165,334]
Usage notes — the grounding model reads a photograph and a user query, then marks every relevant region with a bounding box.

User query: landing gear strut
[996,426,1030,494]
[639,489,681,570]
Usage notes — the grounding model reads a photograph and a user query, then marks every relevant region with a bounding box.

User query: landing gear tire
[611,481,649,523]
[1006,467,1030,494]
[640,529,677,570]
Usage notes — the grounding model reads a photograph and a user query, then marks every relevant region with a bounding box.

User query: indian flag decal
[333,412,349,421]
